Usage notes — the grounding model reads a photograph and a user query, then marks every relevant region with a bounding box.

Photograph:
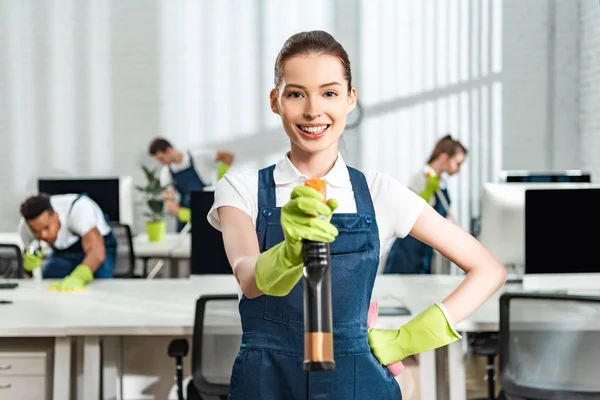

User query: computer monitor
[499,170,591,183]
[37,177,134,226]
[190,191,232,275]
[479,182,597,275]
[523,188,600,291]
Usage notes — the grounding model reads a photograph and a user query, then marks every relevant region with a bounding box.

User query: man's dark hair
[148,137,173,155]
[20,194,54,220]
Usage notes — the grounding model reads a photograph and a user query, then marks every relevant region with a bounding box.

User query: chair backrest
[191,294,241,396]
[499,292,600,399]
[110,222,135,278]
[0,244,24,279]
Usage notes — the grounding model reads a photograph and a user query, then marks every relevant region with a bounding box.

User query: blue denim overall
[227,165,401,400]
[170,151,206,232]
[43,194,117,279]
[384,187,451,274]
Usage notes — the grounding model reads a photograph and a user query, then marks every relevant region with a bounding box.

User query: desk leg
[419,350,436,400]
[53,337,71,400]
[142,258,149,277]
[448,339,466,400]
[83,336,101,400]
[170,258,179,278]
[102,336,123,400]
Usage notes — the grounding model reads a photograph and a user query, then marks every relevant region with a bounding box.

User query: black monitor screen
[190,191,232,275]
[38,178,120,222]
[525,188,600,274]
[506,174,591,183]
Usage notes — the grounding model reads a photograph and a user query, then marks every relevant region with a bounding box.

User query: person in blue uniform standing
[384,135,468,275]
[18,193,117,291]
[207,31,505,399]
[149,137,234,231]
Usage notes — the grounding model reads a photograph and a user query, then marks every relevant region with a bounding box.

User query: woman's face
[446,151,466,176]
[270,54,357,156]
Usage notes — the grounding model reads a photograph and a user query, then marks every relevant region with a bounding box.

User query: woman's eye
[287,92,302,99]
[324,91,337,98]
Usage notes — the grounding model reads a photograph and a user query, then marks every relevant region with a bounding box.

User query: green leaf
[148,199,164,214]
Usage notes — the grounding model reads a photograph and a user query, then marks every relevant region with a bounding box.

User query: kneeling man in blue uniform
[18,193,117,291]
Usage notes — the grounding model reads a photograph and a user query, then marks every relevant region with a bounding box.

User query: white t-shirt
[18,194,112,250]
[159,149,219,189]
[207,153,426,258]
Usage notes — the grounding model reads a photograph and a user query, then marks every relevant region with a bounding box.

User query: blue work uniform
[227,165,401,400]
[43,194,117,279]
[384,187,451,274]
[170,151,206,232]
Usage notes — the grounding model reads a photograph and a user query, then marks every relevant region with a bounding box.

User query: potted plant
[136,165,168,242]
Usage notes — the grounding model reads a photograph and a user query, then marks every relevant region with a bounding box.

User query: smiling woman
[207,30,506,399]
[269,33,356,170]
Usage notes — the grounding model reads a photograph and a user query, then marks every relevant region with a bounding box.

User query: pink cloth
[368,301,405,376]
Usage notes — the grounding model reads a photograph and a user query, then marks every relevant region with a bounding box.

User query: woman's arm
[218,206,262,299]
[410,204,507,324]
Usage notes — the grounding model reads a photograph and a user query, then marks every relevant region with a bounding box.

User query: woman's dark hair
[427,134,468,164]
[274,30,352,93]
[20,194,54,220]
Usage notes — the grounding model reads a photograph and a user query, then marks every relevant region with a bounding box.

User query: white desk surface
[0,275,520,338]
[1,231,191,259]
[133,232,190,258]
[5,274,598,338]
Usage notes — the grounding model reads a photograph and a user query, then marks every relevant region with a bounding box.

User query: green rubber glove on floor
[23,250,43,272]
[420,174,440,202]
[177,207,191,223]
[254,185,339,296]
[368,304,462,365]
[47,264,94,292]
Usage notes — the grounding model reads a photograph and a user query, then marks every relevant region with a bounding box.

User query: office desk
[0,276,487,400]
[5,276,590,400]
[132,233,190,277]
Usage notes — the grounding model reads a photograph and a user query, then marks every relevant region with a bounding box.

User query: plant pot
[146,221,166,242]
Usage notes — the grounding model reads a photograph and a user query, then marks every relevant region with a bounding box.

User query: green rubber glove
[23,250,43,272]
[47,264,94,292]
[177,207,191,223]
[420,174,440,202]
[217,162,230,180]
[254,185,339,296]
[368,304,462,365]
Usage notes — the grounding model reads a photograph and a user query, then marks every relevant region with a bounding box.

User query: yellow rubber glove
[368,304,462,365]
[47,264,94,292]
[420,174,440,202]
[254,185,339,296]
[217,162,230,180]
[23,250,43,272]
[177,207,191,223]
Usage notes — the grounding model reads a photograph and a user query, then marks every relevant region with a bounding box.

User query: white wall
[579,0,600,178]
[1,0,587,234]
[0,0,335,234]
[502,0,581,172]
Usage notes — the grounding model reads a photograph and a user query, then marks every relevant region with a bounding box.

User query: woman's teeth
[299,125,329,134]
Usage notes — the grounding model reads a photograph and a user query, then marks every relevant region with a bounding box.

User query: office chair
[110,222,140,278]
[168,294,240,400]
[469,331,499,400]
[498,292,600,400]
[0,243,24,279]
